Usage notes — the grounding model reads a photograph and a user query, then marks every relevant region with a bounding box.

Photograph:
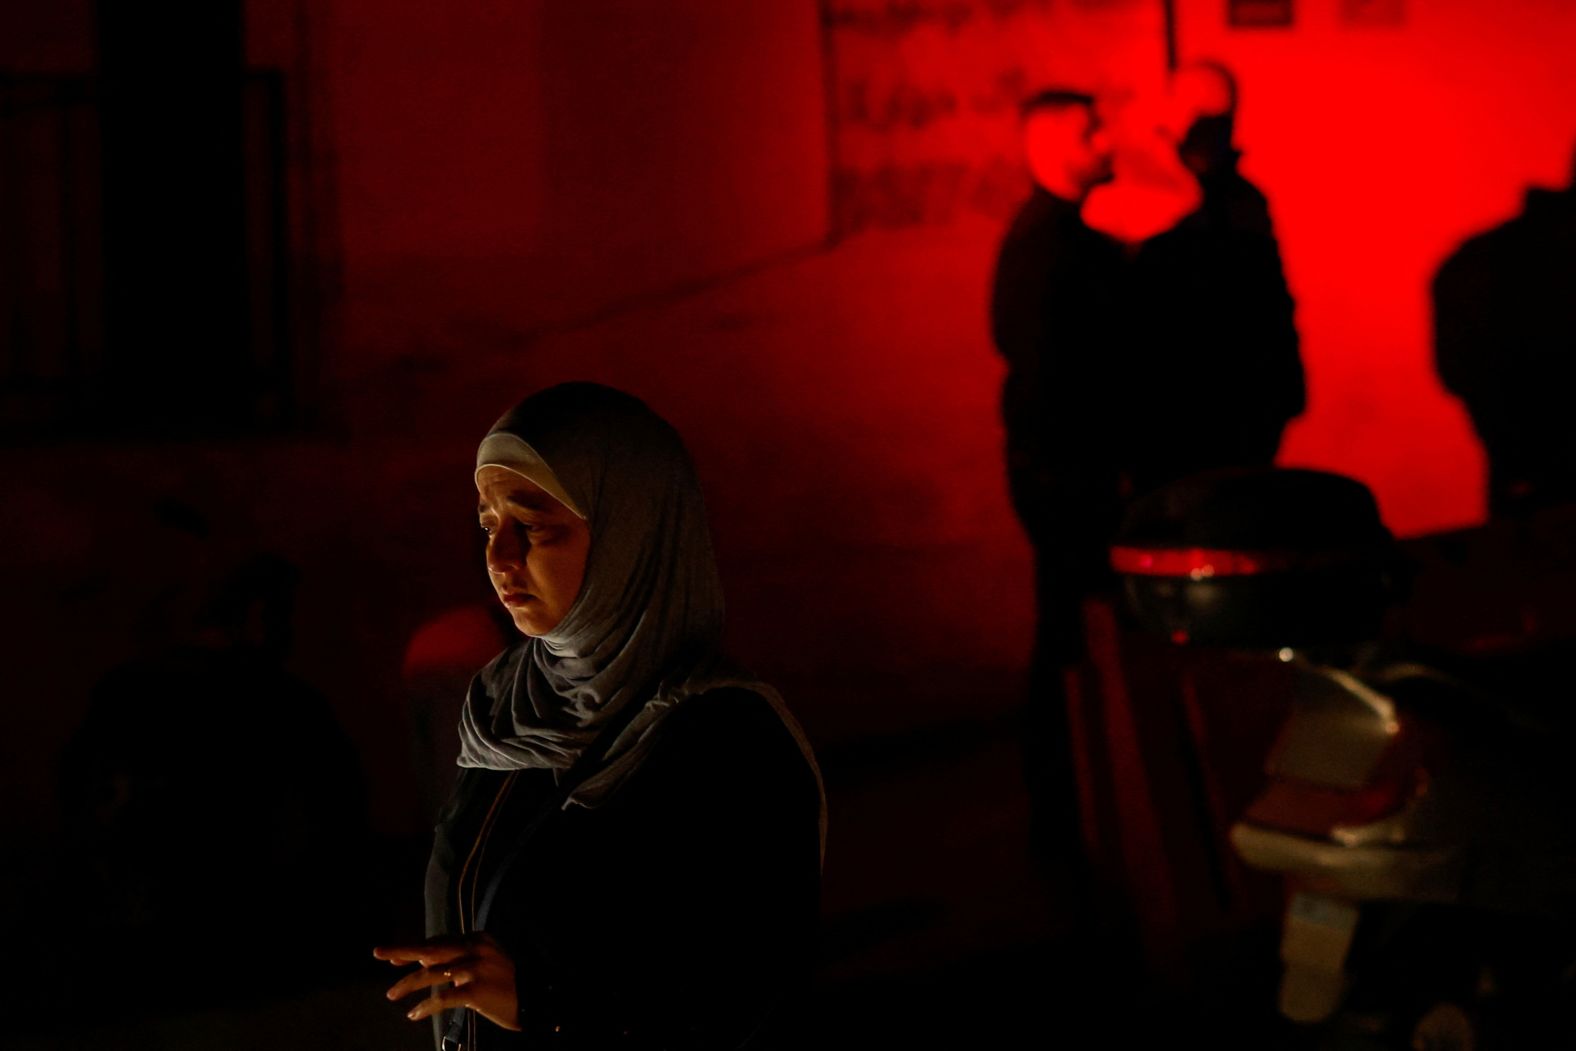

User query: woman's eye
[479,518,545,538]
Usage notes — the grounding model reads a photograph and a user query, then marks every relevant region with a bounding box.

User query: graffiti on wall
[825,0,1164,234]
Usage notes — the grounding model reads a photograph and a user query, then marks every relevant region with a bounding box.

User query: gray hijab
[456,383,822,827]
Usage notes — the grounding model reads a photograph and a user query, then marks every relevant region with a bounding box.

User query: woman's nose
[487,529,523,572]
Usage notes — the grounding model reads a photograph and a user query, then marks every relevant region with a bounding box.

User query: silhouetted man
[1130,62,1304,496]
[990,89,1122,877]
[1434,157,1576,515]
[58,545,368,1002]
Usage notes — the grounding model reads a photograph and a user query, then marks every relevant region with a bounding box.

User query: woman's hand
[374,932,521,1031]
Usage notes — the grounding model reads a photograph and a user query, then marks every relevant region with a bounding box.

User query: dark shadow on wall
[1434,151,1576,518]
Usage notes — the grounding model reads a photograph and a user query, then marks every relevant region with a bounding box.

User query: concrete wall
[1,2,1033,876]
[328,0,831,352]
[7,0,1574,884]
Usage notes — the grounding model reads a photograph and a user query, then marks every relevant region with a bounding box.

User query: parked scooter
[1111,467,1576,1048]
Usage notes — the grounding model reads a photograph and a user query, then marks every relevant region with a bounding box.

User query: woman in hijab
[375,383,824,1050]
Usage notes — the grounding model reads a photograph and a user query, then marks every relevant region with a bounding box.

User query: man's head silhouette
[1020,89,1115,202]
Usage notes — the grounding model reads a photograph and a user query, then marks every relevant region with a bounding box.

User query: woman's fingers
[376,931,518,1030]
[372,939,471,966]
[406,986,473,1022]
[384,959,479,1002]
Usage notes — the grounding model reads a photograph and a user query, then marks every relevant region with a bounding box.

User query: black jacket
[990,187,1130,590]
[426,687,822,1050]
[1128,168,1304,495]
[1434,186,1576,513]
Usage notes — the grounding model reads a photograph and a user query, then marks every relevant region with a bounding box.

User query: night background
[3,0,1576,1047]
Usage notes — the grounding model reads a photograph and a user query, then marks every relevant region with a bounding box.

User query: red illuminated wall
[310,0,1076,754]
[1178,0,1576,534]
[6,0,1575,852]
[326,0,830,351]
[828,0,1167,231]
[823,0,1576,536]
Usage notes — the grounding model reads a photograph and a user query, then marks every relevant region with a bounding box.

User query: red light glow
[1110,545,1363,578]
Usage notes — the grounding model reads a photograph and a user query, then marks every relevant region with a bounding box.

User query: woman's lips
[500,591,536,607]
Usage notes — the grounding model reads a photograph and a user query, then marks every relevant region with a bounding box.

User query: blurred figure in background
[992,69,1307,974]
[1129,61,1305,496]
[989,88,1123,888]
[1434,148,1576,516]
[57,523,368,1005]
[403,602,512,822]
[1082,64,1306,966]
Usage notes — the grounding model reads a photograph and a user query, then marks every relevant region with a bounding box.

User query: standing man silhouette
[990,89,1123,882]
[1435,151,1576,515]
[1129,61,1305,496]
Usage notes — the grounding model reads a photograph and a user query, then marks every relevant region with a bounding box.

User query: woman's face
[476,465,591,637]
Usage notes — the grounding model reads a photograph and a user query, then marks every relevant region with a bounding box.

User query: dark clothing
[1128,167,1304,497]
[989,159,1301,970]
[425,687,821,1050]
[1434,186,1576,514]
[991,189,1128,879]
[989,171,1301,887]
[58,646,367,989]
[991,188,1131,634]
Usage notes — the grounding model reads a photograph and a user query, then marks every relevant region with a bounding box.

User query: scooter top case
[1110,467,1395,649]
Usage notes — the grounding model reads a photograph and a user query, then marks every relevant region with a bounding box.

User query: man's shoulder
[998,187,1058,233]
[1000,196,1117,264]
